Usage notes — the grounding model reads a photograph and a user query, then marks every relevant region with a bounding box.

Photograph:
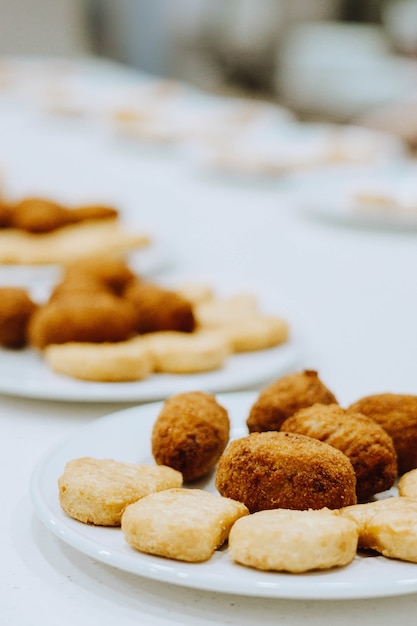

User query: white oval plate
[31,391,417,600]
[0,337,301,402]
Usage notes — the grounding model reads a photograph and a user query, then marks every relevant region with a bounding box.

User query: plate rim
[0,337,302,403]
[30,391,417,600]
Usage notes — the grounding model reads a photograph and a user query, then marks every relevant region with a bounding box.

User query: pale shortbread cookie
[0,219,150,265]
[194,294,288,352]
[228,508,358,573]
[341,497,417,562]
[58,457,183,526]
[143,330,231,373]
[45,337,154,382]
[121,487,249,562]
[398,469,417,498]
[175,282,214,305]
[194,294,259,328]
[217,315,289,352]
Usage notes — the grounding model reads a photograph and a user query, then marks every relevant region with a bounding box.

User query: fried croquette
[215,431,357,513]
[349,393,417,475]
[0,201,12,228]
[281,403,398,501]
[247,369,337,433]
[151,391,230,482]
[67,204,118,224]
[49,274,114,301]
[124,280,196,334]
[10,197,70,233]
[28,293,137,349]
[8,198,119,235]
[60,256,136,296]
[0,287,38,348]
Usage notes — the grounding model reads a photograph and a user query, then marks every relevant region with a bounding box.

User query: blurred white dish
[31,391,417,599]
[189,122,406,180]
[0,236,169,293]
[296,163,417,230]
[0,335,301,402]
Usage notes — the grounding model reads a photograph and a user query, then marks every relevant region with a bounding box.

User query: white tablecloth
[2,56,417,625]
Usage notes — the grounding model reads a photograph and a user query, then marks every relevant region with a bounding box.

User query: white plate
[0,237,169,293]
[30,391,417,600]
[0,338,301,402]
[292,162,417,231]
[301,196,417,231]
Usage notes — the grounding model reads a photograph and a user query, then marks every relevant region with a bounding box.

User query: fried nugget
[349,393,417,475]
[61,256,136,296]
[67,204,118,224]
[124,280,196,334]
[10,197,70,233]
[215,431,357,513]
[0,201,12,228]
[152,391,230,482]
[0,287,38,348]
[281,403,398,501]
[28,293,137,349]
[247,369,337,433]
[49,275,113,301]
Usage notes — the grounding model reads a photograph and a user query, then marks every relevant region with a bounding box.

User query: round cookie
[341,497,417,562]
[398,468,417,498]
[45,337,154,382]
[228,508,359,573]
[58,457,183,526]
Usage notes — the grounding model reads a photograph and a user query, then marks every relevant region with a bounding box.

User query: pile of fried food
[0,195,150,264]
[0,255,289,382]
[59,370,417,574]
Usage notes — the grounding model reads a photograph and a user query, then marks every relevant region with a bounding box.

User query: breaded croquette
[7,197,119,234]
[215,431,357,513]
[28,293,137,349]
[66,204,118,224]
[61,256,136,296]
[0,201,12,228]
[152,391,230,481]
[10,197,70,233]
[0,287,38,348]
[247,369,337,433]
[349,393,417,475]
[281,403,398,501]
[124,280,196,334]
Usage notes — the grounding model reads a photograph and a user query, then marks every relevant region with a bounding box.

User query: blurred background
[0,0,417,141]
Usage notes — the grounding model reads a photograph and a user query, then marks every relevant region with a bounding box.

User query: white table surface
[2,56,417,625]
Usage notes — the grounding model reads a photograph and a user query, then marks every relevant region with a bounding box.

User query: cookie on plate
[341,497,417,562]
[45,337,154,382]
[58,457,183,526]
[228,508,359,573]
[121,487,249,562]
